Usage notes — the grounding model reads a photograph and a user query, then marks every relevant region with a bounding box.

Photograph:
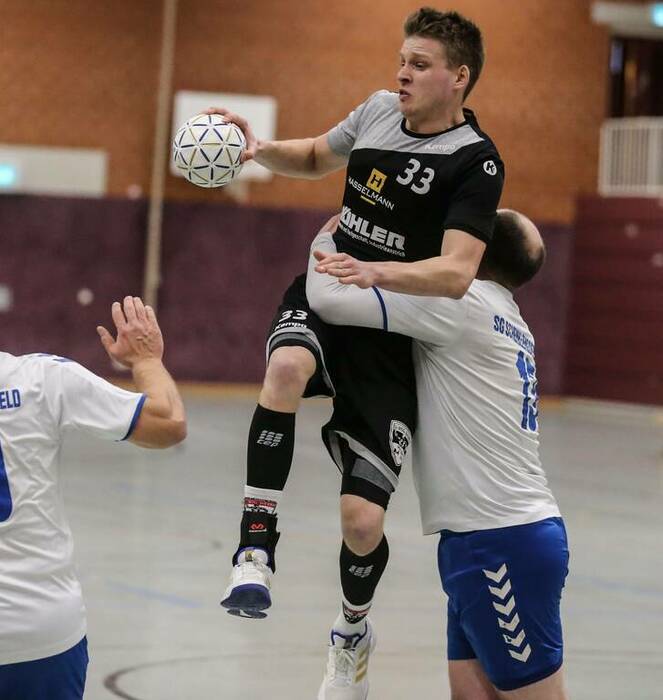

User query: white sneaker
[220,548,272,618]
[317,620,376,699]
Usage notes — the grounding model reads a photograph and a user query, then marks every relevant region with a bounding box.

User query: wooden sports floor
[58,389,663,699]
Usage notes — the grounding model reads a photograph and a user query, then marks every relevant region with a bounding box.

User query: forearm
[130,358,186,447]
[132,358,184,421]
[371,257,475,298]
[255,138,322,179]
[307,272,384,329]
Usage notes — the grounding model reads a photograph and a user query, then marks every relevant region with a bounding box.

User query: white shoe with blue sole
[221,548,272,619]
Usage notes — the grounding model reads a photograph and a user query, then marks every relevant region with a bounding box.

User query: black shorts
[266,275,417,508]
[266,274,335,398]
[322,325,417,509]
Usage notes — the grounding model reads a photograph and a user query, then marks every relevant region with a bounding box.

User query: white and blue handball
[172,113,246,188]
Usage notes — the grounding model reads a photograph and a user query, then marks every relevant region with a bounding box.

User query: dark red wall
[156,202,332,382]
[1,195,145,371]
[5,194,661,405]
[565,196,663,404]
[0,195,571,394]
[516,224,574,398]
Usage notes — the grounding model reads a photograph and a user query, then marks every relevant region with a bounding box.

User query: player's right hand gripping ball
[172,113,246,188]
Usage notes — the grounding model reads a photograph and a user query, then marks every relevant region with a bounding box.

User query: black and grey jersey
[327,90,504,262]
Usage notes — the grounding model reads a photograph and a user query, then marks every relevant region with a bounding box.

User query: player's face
[397,36,463,123]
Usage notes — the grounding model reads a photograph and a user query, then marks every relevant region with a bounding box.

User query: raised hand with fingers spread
[97,296,164,368]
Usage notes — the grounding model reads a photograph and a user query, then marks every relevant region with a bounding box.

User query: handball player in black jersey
[209,8,504,699]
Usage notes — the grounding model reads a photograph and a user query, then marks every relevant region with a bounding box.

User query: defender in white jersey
[308,212,569,699]
[0,297,186,700]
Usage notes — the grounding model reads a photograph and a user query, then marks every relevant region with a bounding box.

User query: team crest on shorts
[389,420,411,467]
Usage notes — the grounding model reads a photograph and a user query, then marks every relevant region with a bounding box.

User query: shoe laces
[326,645,357,686]
[233,559,270,584]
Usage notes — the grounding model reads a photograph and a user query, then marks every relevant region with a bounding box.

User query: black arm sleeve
[443,152,505,243]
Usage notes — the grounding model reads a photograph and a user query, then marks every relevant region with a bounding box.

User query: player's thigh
[322,326,416,494]
[448,659,500,700]
[496,667,567,700]
[265,274,334,399]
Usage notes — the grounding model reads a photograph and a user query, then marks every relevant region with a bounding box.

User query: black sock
[236,405,294,570]
[246,404,296,491]
[339,536,389,615]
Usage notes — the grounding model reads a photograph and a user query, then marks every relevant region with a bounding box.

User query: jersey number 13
[516,351,539,432]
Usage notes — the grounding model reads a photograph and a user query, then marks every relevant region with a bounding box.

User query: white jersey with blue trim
[307,232,560,534]
[0,352,145,664]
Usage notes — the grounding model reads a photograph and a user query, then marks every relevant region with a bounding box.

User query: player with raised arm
[307,211,569,700]
[0,296,186,700]
[213,8,504,698]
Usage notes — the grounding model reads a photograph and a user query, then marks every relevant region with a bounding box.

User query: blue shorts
[0,637,88,700]
[439,518,569,691]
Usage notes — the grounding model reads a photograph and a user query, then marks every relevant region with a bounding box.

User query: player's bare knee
[264,347,316,396]
[341,503,384,554]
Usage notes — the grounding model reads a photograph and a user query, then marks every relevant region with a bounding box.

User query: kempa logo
[423,143,457,152]
[349,565,374,578]
[257,430,283,447]
[483,160,497,176]
[389,420,411,467]
[366,168,387,193]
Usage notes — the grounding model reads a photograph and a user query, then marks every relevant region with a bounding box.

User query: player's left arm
[315,152,504,298]
[323,230,485,297]
[313,230,484,298]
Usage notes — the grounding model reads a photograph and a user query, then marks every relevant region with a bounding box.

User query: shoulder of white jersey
[0,350,18,368]
[10,353,92,389]
[469,280,535,353]
[23,353,76,364]
[12,353,77,375]
[467,279,516,310]
[1,351,59,375]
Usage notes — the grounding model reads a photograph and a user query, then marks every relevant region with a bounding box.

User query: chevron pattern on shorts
[482,563,532,664]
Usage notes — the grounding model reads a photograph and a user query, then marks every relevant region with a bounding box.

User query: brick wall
[2,0,610,223]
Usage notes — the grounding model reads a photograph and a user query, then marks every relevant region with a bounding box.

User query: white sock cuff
[342,595,372,615]
[243,486,282,514]
[244,485,282,501]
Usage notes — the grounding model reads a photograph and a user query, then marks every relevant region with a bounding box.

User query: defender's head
[478,210,546,290]
[398,8,484,122]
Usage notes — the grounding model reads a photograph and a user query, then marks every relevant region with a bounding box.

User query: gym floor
[61,389,663,699]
